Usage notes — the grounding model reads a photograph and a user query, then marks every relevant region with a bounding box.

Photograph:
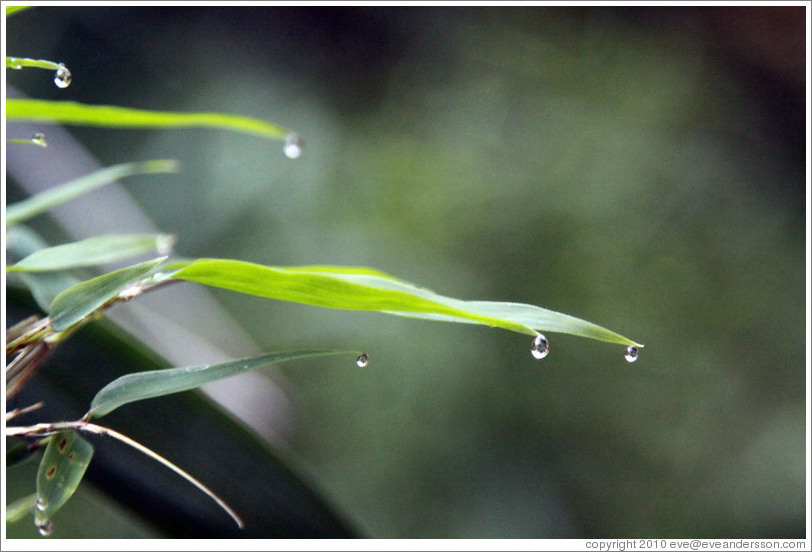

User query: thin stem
[6,341,51,400]
[6,402,45,421]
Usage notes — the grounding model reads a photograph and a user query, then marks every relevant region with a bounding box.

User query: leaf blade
[4,159,180,228]
[6,56,61,70]
[8,234,174,273]
[49,257,166,332]
[5,6,33,17]
[6,99,293,140]
[171,259,643,346]
[35,430,95,527]
[6,225,81,311]
[87,349,356,419]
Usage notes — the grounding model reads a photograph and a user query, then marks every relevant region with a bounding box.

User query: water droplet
[283,133,303,159]
[31,132,48,147]
[35,497,48,512]
[624,346,639,363]
[530,335,549,360]
[356,353,369,368]
[54,64,71,88]
[36,519,54,537]
[156,234,175,255]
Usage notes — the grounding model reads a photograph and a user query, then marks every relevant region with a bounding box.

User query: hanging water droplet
[283,133,303,159]
[624,346,639,363]
[156,234,176,256]
[530,334,550,360]
[31,132,48,147]
[36,519,54,537]
[356,353,369,368]
[35,497,48,512]
[53,64,72,88]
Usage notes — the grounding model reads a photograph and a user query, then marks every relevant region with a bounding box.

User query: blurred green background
[5,6,807,538]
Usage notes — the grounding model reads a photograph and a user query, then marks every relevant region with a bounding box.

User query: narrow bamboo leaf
[6,225,80,311]
[87,349,356,419]
[6,99,292,140]
[8,135,48,146]
[49,257,166,332]
[171,259,643,346]
[35,430,94,527]
[6,57,61,70]
[8,234,175,273]
[171,259,534,335]
[5,159,180,228]
[6,493,38,525]
[5,6,32,17]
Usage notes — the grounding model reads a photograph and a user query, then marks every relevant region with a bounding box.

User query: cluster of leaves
[5,6,641,537]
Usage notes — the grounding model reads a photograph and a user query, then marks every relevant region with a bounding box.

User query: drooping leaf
[6,99,293,140]
[4,159,180,228]
[35,430,94,527]
[8,234,175,273]
[170,259,643,346]
[87,349,357,419]
[49,257,166,332]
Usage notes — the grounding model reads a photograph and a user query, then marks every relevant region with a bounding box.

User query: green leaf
[8,234,175,273]
[35,430,94,527]
[87,349,357,419]
[6,99,294,140]
[171,259,643,347]
[49,257,166,332]
[6,56,61,70]
[6,225,80,311]
[5,493,38,525]
[5,6,32,17]
[4,159,180,228]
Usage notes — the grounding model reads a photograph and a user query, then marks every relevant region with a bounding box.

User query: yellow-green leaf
[171,259,643,347]
[6,99,293,140]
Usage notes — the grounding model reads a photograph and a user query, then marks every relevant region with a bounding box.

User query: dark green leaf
[87,349,356,418]
[49,258,165,332]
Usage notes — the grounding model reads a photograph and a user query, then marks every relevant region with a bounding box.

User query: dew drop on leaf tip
[32,132,48,147]
[530,334,549,360]
[54,64,71,88]
[356,353,369,367]
[283,133,303,159]
[36,519,54,537]
[624,346,639,363]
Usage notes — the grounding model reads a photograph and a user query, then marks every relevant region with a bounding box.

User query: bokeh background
[5,6,807,539]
